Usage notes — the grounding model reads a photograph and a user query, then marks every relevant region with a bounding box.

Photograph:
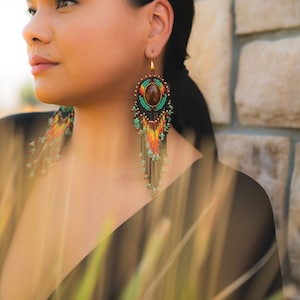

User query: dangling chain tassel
[132,60,173,194]
[26,106,74,177]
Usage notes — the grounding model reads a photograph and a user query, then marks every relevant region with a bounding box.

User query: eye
[26,7,37,17]
[56,0,78,9]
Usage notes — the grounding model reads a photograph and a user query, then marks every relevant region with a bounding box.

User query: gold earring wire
[150,59,155,75]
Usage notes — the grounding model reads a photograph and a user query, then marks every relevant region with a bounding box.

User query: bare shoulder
[162,127,202,185]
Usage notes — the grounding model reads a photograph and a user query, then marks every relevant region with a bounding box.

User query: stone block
[288,143,300,281]
[235,0,300,35]
[216,133,290,253]
[235,37,300,128]
[186,0,232,124]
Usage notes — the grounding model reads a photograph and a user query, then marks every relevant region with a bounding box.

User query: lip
[29,55,59,75]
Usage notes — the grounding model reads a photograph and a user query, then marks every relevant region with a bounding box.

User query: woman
[0,0,282,299]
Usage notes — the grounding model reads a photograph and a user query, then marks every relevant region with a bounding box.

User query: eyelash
[56,0,78,9]
[26,0,78,17]
[27,8,36,17]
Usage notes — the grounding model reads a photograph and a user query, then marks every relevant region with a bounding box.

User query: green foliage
[266,290,284,300]
[19,81,39,106]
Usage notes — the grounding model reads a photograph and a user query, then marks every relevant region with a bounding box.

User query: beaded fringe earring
[132,60,173,194]
[27,106,74,177]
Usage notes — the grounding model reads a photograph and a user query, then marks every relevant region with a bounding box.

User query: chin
[34,87,73,107]
[35,93,62,106]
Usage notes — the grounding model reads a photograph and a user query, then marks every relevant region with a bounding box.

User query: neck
[66,96,140,173]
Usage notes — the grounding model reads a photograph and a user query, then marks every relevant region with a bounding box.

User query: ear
[145,0,174,59]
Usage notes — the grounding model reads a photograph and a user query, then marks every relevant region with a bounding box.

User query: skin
[0,0,201,299]
[24,0,148,106]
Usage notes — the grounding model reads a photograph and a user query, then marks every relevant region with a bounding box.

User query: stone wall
[187,0,300,298]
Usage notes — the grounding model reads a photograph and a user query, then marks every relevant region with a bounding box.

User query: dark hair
[130,0,216,150]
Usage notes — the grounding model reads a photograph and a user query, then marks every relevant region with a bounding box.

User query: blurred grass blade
[213,242,278,300]
[73,220,114,300]
[121,218,171,300]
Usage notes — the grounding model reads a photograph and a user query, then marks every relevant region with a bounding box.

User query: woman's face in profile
[23,0,148,105]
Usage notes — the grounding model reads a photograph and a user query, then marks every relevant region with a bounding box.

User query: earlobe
[145,0,174,59]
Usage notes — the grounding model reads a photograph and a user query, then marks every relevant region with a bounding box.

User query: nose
[22,12,52,47]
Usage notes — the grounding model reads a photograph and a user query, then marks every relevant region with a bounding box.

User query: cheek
[62,25,144,89]
[34,15,146,104]
[63,14,144,70]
